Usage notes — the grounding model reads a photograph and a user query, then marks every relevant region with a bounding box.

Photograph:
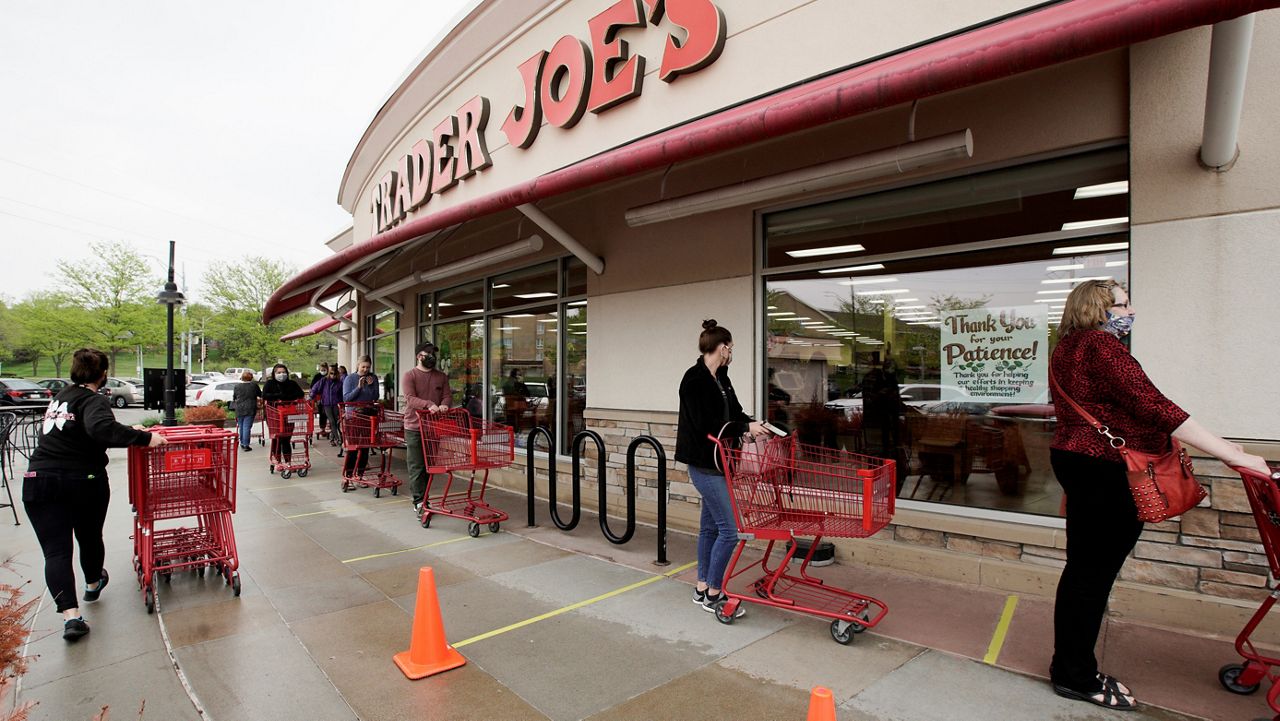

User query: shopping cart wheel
[144,588,155,615]
[298,468,309,478]
[468,522,481,538]
[282,470,292,479]
[269,464,275,475]
[489,522,501,533]
[830,619,856,645]
[851,612,870,634]
[420,513,432,529]
[714,600,739,625]
[1219,663,1261,694]
[231,574,242,597]
[391,485,398,496]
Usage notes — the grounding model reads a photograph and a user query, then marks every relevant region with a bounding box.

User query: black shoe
[702,593,746,618]
[242,445,253,452]
[84,569,109,603]
[63,617,90,641]
[693,588,707,605]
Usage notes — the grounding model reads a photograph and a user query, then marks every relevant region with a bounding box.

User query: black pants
[22,470,111,613]
[343,448,369,477]
[1049,448,1143,692]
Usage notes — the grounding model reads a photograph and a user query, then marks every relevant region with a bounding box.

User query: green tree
[202,258,323,370]
[13,293,92,377]
[54,240,161,374]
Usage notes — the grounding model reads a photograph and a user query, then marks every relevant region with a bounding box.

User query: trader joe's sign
[940,305,1047,403]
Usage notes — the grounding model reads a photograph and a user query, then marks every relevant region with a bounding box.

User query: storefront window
[563,302,588,455]
[489,309,556,451]
[491,262,557,311]
[763,148,1128,517]
[435,319,484,418]
[365,309,398,407]
[437,280,484,318]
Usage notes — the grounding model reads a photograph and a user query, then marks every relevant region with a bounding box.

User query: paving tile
[585,575,795,656]
[486,553,653,608]
[986,591,1054,679]
[1101,619,1271,721]
[20,649,202,721]
[175,621,356,721]
[446,535,573,577]
[161,594,282,648]
[840,650,1197,721]
[149,559,263,613]
[264,571,388,623]
[292,599,549,721]
[356,556,476,598]
[717,618,924,704]
[586,664,809,721]
[461,610,716,721]
[391,574,564,645]
[233,523,354,590]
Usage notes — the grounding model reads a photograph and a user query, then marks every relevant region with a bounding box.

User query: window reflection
[490,309,556,452]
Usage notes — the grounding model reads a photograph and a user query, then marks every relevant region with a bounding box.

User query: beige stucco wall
[345,0,1045,239]
[1130,18,1280,441]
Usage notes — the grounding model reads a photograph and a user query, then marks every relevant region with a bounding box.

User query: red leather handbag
[1051,374,1206,523]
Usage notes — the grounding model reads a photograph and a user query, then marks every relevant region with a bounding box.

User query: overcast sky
[0,0,475,305]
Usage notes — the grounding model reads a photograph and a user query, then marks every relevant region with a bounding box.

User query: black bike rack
[525,428,669,565]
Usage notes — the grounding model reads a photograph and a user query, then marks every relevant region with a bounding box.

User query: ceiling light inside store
[1034,299,1064,303]
[1037,290,1070,295]
[894,298,919,303]
[768,311,795,317]
[1041,276,1112,285]
[838,277,898,286]
[818,263,886,275]
[786,243,866,258]
[855,289,910,296]
[506,314,535,318]
[436,302,453,307]
[767,305,777,310]
[571,332,586,335]
[896,305,926,310]
[568,301,587,306]
[868,299,886,304]
[1106,260,1129,267]
[537,319,558,323]
[463,309,483,314]
[1060,218,1129,231]
[570,323,587,327]
[498,326,520,331]
[514,292,557,299]
[1047,264,1084,272]
[492,284,511,289]
[1073,181,1129,199]
[792,317,812,321]
[800,322,825,326]
[1052,240,1130,254]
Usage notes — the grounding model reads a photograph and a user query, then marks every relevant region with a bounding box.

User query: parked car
[224,367,259,381]
[824,383,969,419]
[0,378,54,405]
[36,378,71,392]
[492,381,550,420]
[103,377,144,409]
[186,380,209,406]
[190,380,243,406]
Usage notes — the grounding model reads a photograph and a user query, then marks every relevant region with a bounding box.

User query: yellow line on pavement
[983,595,1019,665]
[453,561,696,649]
[341,535,473,564]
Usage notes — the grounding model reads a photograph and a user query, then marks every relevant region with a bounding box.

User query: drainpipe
[1199,14,1255,171]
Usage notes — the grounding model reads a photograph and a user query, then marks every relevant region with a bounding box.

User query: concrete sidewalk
[3,441,1273,720]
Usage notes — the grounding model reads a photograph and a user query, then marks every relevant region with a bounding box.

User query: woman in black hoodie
[25,348,165,641]
[262,363,304,463]
[675,320,766,616]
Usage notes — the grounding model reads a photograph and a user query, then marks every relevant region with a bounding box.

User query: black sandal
[1053,676,1137,711]
[1098,673,1131,697]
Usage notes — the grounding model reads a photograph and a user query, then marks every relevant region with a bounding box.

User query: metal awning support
[341,274,404,314]
[517,203,604,274]
[1200,13,1256,171]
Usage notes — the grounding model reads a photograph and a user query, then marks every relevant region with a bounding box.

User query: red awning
[279,311,351,342]
[264,0,1279,324]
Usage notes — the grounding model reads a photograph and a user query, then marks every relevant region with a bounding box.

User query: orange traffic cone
[806,686,836,721]
[393,567,467,680]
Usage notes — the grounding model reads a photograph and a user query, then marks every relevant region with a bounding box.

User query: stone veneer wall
[494,414,1273,610]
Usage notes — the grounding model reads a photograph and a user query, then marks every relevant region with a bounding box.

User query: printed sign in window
[939,305,1047,403]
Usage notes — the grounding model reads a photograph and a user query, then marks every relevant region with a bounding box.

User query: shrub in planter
[182,404,230,427]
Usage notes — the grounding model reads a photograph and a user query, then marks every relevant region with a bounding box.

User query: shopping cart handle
[1231,465,1280,482]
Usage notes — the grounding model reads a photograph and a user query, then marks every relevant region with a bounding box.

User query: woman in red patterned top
[1048,279,1268,711]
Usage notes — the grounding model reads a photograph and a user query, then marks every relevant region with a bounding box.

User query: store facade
[267,0,1280,636]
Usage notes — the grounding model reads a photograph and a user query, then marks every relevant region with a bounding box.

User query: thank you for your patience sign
[940,305,1047,402]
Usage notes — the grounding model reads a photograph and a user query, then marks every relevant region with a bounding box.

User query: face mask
[421,355,437,370]
[1102,311,1135,337]
[274,372,287,382]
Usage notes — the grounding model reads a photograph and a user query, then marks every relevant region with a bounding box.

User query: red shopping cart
[338,402,404,497]
[1217,463,1280,718]
[265,401,313,479]
[418,408,513,537]
[129,425,241,613]
[710,435,895,643]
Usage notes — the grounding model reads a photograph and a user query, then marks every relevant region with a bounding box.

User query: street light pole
[156,241,186,426]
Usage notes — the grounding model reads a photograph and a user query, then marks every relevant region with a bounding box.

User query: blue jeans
[236,414,254,449]
[688,465,739,591]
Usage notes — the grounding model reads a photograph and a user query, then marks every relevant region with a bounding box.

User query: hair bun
[702,319,718,331]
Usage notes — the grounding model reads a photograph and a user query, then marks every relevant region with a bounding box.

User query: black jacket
[28,386,152,473]
[675,356,753,471]
[262,377,304,403]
